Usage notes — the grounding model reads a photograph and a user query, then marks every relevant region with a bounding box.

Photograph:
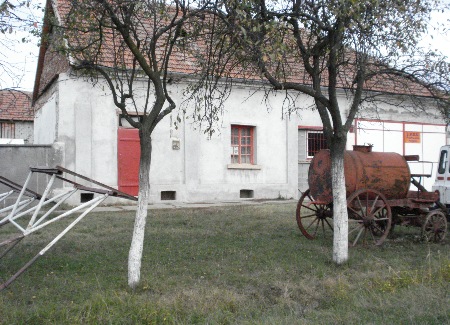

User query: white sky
[1,1,450,92]
[0,0,45,91]
[419,8,450,55]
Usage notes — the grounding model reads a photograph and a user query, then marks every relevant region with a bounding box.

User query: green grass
[1,202,449,324]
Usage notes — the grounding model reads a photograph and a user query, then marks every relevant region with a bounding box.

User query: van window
[438,150,448,174]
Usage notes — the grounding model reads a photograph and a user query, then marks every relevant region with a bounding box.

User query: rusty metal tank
[308,146,411,203]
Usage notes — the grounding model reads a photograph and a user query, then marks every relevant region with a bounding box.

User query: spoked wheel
[296,189,333,239]
[347,189,392,246]
[422,210,447,242]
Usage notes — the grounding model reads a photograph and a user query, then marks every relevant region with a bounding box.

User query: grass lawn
[0,202,449,324]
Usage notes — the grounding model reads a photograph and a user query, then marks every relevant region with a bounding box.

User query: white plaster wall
[34,94,57,144]
[121,81,301,203]
[14,121,34,143]
[160,84,300,202]
[40,73,447,205]
[113,81,301,203]
[57,74,119,190]
[357,95,445,125]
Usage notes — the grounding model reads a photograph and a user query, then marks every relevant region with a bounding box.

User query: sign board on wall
[404,131,421,143]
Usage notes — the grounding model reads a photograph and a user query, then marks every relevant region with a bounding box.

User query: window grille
[307,131,327,158]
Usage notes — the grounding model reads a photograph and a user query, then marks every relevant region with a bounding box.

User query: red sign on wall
[404,131,421,143]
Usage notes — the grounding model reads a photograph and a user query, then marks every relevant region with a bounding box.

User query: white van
[432,145,450,208]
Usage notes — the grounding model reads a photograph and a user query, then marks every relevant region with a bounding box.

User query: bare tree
[55,0,219,289]
[0,0,42,89]
[197,0,450,263]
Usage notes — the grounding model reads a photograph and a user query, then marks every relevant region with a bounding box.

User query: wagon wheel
[347,189,392,246]
[296,189,333,239]
[422,210,447,242]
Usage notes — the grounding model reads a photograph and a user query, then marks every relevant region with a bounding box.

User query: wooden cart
[296,148,448,246]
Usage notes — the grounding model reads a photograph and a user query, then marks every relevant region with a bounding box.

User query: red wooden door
[118,128,140,196]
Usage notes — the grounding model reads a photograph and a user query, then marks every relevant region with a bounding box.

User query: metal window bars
[0,166,137,291]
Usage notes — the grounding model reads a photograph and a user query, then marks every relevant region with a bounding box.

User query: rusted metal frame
[56,175,135,200]
[0,166,138,291]
[411,175,426,194]
[0,176,42,199]
[74,184,115,195]
[411,177,447,212]
[3,164,137,234]
[0,194,109,292]
[369,196,387,219]
[348,198,433,210]
[0,233,25,248]
[404,155,420,161]
[56,166,117,191]
[29,167,62,175]
[56,166,137,201]
[0,235,24,259]
[351,195,379,212]
[0,174,43,224]
[386,198,435,210]
[0,176,41,199]
[309,200,331,206]
[353,227,365,246]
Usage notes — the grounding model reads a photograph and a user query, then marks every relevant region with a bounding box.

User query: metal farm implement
[296,146,448,246]
[0,166,137,291]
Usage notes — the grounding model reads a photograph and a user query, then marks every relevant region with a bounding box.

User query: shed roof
[0,90,34,121]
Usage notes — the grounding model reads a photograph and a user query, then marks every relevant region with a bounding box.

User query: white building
[31,0,447,205]
[0,90,34,144]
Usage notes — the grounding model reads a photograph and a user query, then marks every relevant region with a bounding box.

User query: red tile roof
[33,0,433,103]
[0,90,34,121]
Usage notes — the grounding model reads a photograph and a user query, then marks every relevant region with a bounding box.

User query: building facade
[0,90,34,144]
[29,0,448,205]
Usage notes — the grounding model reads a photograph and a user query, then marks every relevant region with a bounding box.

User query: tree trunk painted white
[128,133,152,289]
[331,143,348,264]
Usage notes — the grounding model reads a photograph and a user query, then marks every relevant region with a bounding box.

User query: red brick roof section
[34,0,432,100]
[0,90,34,121]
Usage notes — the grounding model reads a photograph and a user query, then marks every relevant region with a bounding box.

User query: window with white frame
[231,125,254,164]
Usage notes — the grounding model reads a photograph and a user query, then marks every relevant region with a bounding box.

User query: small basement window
[240,189,254,199]
[161,191,176,200]
[80,193,94,203]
